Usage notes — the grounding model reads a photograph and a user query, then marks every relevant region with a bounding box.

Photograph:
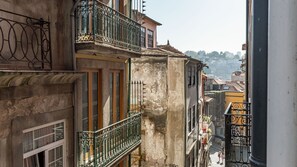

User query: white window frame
[23,120,66,167]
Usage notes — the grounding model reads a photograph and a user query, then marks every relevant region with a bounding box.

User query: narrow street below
[209,142,225,167]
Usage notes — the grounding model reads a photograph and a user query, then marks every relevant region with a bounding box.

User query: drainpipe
[71,1,80,167]
[184,59,188,166]
[128,57,132,167]
[128,1,134,166]
[249,0,268,166]
[71,0,80,70]
[245,0,249,102]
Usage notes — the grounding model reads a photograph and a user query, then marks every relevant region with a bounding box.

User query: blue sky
[145,0,246,53]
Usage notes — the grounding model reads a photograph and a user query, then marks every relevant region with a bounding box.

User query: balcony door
[113,0,124,14]
[82,70,103,131]
[109,70,124,124]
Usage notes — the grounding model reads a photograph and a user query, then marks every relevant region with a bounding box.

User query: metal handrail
[75,0,141,52]
[78,113,142,167]
[224,102,252,166]
[0,9,52,70]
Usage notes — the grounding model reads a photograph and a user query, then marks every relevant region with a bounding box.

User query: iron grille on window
[147,29,154,48]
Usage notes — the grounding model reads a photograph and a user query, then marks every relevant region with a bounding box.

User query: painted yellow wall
[225,91,245,110]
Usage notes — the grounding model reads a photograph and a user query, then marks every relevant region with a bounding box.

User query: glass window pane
[47,145,63,167]
[109,73,113,125]
[49,149,55,162]
[92,72,98,130]
[54,123,64,141]
[147,29,154,48]
[193,67,196,85]
[192,106,196,128]
[81,0,89,34]
[188,66,192,86]
[82,73,89,131]
[116,73,120,122]
[23,132,33,153]
[141,27,146,47]
[188,108,191,133]
[115,0,120,11]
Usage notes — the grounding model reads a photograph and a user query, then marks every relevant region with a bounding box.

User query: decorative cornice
[0,72,82,87]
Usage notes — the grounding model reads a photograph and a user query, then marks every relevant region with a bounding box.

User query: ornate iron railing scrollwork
[0,9,52,70]
[225,102,252,167]
[75,0,141,53]
[78,112,141,167]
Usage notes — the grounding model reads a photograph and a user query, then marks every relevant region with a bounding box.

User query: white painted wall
[267,0,297,166]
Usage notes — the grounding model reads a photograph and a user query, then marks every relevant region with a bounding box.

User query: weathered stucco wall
[131,56,168,166]
[0,83,75,167]
[1,0,74,70]
[166,57,185,166]
[205,91,225,138]
[132,56,187,166]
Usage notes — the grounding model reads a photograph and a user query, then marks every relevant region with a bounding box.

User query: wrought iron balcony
[78,112,141,167]
[0,9,52,70]
[75,0,141,53]
[225,102,252,167]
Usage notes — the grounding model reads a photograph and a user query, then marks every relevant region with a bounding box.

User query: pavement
[209,142,225,167]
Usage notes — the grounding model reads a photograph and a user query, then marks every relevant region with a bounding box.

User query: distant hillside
[185,50,242,80]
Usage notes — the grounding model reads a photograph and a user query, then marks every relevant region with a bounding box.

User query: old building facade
[0,0,144,167]
[132,38,204,166]
[74,0,144,166]
[0,1,79,167]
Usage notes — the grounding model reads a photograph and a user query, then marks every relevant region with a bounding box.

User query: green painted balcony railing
[77,113,141,167]
[75,0,141,53]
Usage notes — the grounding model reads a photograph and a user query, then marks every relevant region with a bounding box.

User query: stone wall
[166,57,185,166]
[132,56,168,166]
[0,83,75,167]
[205,91,226,139]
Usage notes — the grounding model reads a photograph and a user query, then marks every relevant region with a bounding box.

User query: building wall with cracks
[132,56,186,167]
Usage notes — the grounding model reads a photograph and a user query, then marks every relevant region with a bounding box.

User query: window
[110,70,124,125]
[223,85,230,90]
[23,121,65,154]
[141,27,146,48]
[82,70,103,131]
[188,108,191,134]
[188,66,192,86]
[192,66,196,85]
[192,105,196,128]
[147,29,154,48]
[23,121,65,167]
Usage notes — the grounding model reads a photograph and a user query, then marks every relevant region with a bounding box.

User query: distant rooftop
[157,40,183,54]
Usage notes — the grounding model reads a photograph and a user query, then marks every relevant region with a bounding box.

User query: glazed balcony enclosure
[75,0,142,55]
[225,102,252,167]
[0,9,52,70]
